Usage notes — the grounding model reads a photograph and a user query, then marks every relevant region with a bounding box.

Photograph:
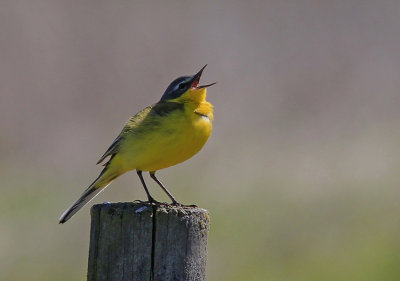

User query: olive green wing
[96,101,184,165]
[96,105,153,165]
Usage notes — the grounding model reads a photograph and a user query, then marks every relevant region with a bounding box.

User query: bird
[59,65,215,224]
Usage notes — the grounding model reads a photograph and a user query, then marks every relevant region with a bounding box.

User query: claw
[171,201,197,208]
[185,204,198,208]
[171,201,182,206]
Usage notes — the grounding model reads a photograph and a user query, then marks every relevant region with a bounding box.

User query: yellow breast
[116,95,213,172]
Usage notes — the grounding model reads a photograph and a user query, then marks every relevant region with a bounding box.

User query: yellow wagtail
[59,65,215,223]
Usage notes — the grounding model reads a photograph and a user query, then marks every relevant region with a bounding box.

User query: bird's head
[160,65,216,103]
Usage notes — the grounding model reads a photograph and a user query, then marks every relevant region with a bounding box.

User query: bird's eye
[178,83,186,89]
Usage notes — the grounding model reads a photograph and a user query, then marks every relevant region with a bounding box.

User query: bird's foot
[133,197,165,206]
[182,204,198,208]
[171,201,197,208]
[145,197,170,207]
[139,198,197,208]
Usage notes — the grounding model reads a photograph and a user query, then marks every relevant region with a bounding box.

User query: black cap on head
[160,65,214,101]
[160,76,192,101]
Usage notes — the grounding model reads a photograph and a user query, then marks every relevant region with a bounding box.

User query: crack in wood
[150,205,157,281]
[87,202,209,281]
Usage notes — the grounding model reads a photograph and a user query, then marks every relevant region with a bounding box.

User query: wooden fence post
[87,202,210,281]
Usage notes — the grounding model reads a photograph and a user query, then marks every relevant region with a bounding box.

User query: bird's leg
[149,172,181,205]
[137,170,159,204]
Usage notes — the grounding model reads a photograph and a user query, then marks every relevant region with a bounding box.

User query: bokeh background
[1,1,400,280]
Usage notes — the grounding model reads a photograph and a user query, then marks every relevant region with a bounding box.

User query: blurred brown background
[1,1,400,280]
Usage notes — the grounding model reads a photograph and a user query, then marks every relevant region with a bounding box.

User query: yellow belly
[115,106,213,172]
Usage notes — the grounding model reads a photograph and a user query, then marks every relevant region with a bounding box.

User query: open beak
[190,65,216,89]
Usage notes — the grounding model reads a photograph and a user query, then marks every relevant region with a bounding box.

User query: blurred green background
[1,1,400,280]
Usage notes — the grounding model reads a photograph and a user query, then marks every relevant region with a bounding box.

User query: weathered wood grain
[87,202,210,281]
